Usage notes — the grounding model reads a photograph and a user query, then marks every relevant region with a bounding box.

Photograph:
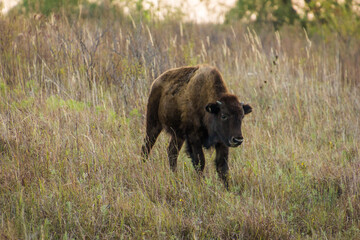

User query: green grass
[0,13,359,239]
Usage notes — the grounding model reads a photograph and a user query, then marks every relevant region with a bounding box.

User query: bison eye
[221,114,228,121]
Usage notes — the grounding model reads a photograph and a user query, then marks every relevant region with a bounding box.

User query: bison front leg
[187,139,206,176]
[215,143,229,189]
[167,136,184,171]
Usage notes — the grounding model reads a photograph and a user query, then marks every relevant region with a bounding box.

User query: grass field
[0,13,359,239]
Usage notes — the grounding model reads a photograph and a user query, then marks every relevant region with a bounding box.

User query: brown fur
[141,65,252,189]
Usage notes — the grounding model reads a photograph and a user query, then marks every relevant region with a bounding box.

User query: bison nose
[232,137,244,145]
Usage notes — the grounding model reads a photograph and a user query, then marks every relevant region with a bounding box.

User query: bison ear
[205,102,220,114]
[243,104,252,115]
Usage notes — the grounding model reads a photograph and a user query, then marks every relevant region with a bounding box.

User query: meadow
[0,12,359,239]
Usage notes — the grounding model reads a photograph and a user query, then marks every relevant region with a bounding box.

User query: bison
[141,65,252,188]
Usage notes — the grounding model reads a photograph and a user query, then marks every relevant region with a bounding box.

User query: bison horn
[216,101,222,105]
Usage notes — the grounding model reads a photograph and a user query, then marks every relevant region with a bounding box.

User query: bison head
[205,95,252,147]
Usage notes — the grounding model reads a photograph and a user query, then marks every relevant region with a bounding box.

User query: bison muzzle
[141,65,252,189]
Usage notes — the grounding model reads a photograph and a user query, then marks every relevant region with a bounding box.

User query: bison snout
[229,136,244,147]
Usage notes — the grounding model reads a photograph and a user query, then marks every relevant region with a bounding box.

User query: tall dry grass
[0,13,359,239]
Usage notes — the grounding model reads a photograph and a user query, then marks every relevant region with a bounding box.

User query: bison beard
[141,65,252,189]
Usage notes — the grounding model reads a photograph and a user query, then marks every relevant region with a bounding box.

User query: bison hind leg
[141,87,163,161]
[141,123,162,161]
[167,135,184,171]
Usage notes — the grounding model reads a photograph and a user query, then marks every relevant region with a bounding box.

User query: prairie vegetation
[0,4,360,239]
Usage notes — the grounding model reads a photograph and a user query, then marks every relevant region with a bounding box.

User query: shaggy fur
[141,65,252,188]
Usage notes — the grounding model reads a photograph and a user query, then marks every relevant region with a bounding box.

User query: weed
[0,11,359,239]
